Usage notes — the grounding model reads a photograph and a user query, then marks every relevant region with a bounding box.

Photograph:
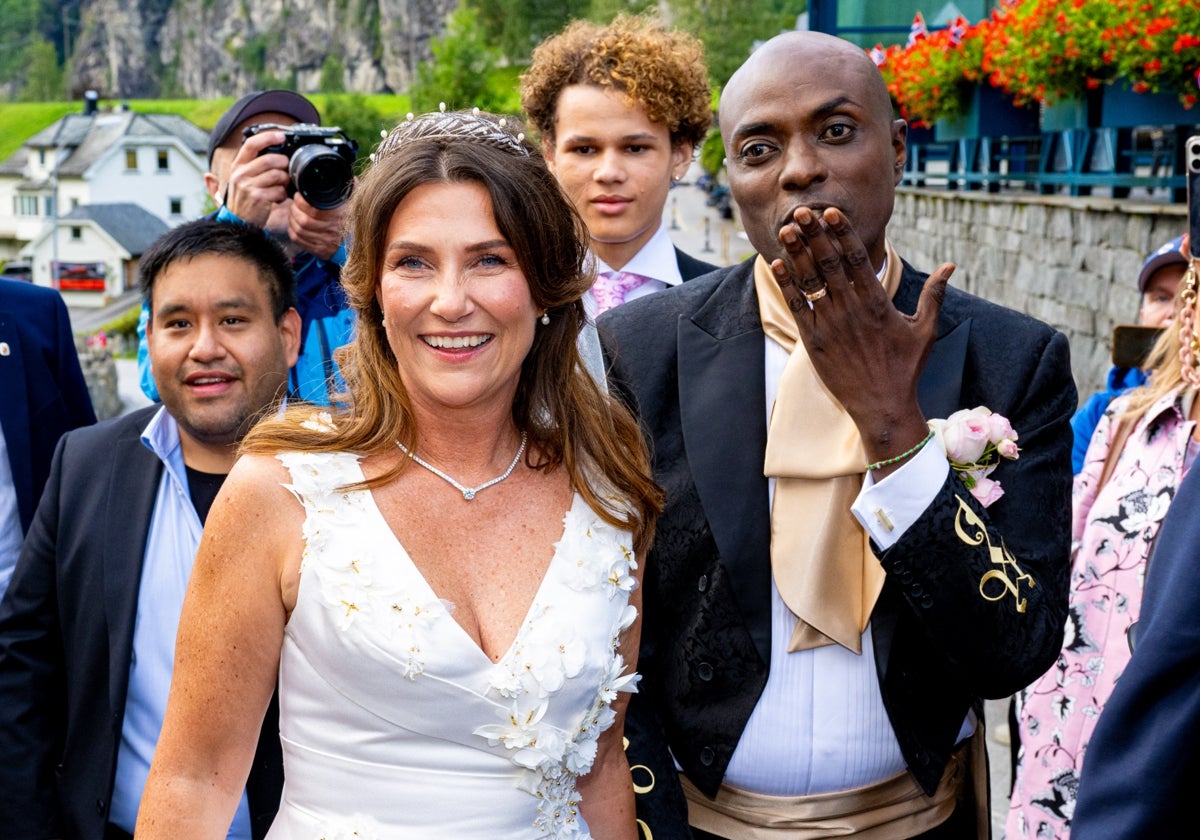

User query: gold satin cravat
[754,242,904,652]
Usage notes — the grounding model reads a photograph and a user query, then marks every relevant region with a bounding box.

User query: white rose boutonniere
[927,406,1020,507]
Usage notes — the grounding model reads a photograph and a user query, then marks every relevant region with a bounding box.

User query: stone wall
[888,188,1186,399]
[75,338,123,421]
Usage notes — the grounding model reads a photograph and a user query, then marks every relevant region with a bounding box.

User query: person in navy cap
[1069,234,1187,473]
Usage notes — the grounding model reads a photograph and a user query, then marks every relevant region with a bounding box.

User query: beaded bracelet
[865,429,936,472]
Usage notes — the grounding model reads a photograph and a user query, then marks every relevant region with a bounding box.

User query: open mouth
[422,334,493,350]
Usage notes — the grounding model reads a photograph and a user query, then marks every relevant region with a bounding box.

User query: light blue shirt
[108,408,252,838]
[0,425,21,599]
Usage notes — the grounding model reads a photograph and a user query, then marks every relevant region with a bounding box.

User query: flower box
[935,84,1040,142]
[1041,83,1199,134]
[1098,83,1198,129]
[1041,92,1100,132]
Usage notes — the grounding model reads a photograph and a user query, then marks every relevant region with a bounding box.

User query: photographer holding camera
[138,90,356,406]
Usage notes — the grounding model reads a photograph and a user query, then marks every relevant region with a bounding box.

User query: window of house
[125,149,138,170]
[169,197,183,216]
[38,149,46,166]
[70,197,80,210]
[157,149,169,171]
[43,195,55,217]
[70,226,82,240]
[14,195,38,216]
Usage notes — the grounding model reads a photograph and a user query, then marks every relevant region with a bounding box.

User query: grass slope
[0,93,413,161]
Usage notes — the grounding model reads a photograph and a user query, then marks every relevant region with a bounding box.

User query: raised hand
[770,205,954,475]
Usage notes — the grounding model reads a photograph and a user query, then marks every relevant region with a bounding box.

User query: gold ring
[803,285,828,302]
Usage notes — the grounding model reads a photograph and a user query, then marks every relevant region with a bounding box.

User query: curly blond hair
[520,13,712,148]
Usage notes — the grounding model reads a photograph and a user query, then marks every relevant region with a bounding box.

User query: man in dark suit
[1072,452,1200,838]
[600,30,1075,838]
[0,278,95,597]
[0,219,301,839]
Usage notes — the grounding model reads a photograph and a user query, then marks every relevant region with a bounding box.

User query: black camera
[243,123,358,210]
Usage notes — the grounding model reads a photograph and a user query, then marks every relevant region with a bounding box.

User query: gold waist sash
[681,739,972,840]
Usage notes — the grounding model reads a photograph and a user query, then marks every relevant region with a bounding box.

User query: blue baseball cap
[1138,235,1187,292]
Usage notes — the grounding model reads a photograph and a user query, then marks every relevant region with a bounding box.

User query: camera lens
[289,145,354,210]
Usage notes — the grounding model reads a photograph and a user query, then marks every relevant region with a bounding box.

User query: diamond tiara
[370,103,530,162]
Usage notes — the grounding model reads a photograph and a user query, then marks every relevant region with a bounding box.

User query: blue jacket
[136,207,355,406]
[0,279,96,533]
[1069,364,1148,473]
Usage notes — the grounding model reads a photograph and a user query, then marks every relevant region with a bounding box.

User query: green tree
[587,0,656,25]
[317,93,388,165]
[19,36,63,102]
[0,0,46,91]
[673,0,806,87]
[699,127,725,178]
[319,54,346,94]
[411,4,505,114]
[470,0,591,63]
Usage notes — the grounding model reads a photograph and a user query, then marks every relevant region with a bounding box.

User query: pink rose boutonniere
[927,406,1020,507]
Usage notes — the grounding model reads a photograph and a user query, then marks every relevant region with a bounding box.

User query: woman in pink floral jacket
[1007,237,1199,840]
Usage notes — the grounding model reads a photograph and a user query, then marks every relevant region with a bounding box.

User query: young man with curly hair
[521,14,717,319]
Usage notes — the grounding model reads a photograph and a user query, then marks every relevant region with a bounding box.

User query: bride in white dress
[136,111,662,839]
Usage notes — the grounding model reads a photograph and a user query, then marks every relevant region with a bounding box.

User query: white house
[0,107,209,262]
[22,203,169,308]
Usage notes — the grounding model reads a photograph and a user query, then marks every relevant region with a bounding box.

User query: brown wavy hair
[520,12,713,149]
[240,112,662,552]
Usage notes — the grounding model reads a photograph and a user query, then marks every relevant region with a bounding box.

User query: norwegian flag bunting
[870,44,886,66]
[906,11,928,47]
[948,16,968,47]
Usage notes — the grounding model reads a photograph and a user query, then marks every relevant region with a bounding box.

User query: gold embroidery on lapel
[953,494,1035,613]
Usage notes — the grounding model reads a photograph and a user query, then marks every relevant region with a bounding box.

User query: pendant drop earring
[540,311,550,325]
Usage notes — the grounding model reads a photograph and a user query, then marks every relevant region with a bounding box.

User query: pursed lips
[778,204,831,234]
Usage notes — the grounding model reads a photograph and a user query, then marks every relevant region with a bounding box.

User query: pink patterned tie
[593,270,652,315]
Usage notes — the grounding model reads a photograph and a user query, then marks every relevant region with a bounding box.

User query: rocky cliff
[69,0,454,98]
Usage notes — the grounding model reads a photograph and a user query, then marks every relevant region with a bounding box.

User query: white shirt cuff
[852,435,949,550]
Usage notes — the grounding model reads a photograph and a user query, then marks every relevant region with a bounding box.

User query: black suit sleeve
[0,433,71,836]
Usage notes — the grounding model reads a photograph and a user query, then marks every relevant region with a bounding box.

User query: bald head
[716,30,906,267]
[720,31,894,132]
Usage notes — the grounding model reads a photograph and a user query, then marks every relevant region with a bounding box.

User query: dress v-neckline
[354,461,579,668]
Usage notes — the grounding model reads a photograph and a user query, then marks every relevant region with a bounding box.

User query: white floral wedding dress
[266,451,640,839]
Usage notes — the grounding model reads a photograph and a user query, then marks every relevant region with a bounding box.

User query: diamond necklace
[395,431,528,501]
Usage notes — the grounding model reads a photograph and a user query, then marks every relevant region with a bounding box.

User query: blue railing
[903,125,1194,202]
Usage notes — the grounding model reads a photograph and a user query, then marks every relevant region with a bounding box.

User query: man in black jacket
[600,29,1075,839]
[0,220,300,839]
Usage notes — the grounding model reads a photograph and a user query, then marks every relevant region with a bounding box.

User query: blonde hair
[240,112,662,552]
[1122,260,1199,419]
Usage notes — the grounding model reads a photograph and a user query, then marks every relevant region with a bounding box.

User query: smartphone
[1188,134,1200,258]
[1112,324,1165,368]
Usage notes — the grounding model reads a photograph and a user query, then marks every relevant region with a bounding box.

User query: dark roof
[4,111,208,177]
[61,203,169,255]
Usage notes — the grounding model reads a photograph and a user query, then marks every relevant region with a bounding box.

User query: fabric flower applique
[490,605,588,698]
[475,697,567,771]
[384,593,447,680]
[927,406,1020,507]
[300,410,337,432]
[559,507,639,598]
[314,813,386,840]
